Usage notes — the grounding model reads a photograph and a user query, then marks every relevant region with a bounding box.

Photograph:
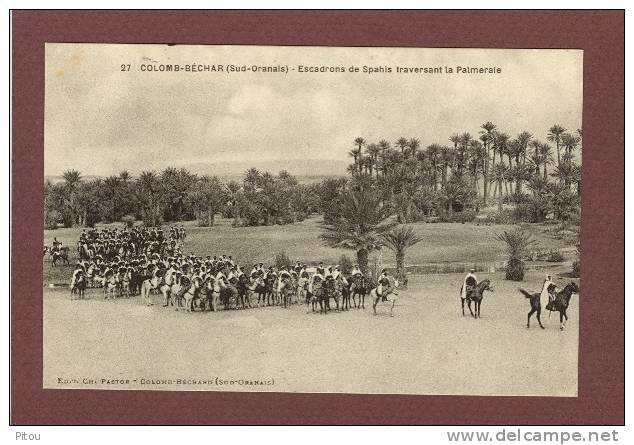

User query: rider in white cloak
[460,269,478,300]
[540,275,558,311]
[308,272,324,294]
[70,265,83,290]
[351,264,362,277]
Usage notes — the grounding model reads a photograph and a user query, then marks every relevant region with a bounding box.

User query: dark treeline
[45,123,581,232]
[340,123,581,224]
[44,167,324,229]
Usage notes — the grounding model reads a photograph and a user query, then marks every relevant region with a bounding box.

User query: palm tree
[377,139,391,179]
[490,163,509,212]
[439,145,453,188]
[455,133,473,176]
[408,138,421,159]
[561,132,580,156]
[547,124,566,175]
[320,187,395,277]
[136,171,162,226]
[351,137,366,174]
[426,143,442,191]
[380,225,424,285]
[468,140,485,193]
[480,122,497,203]
[62,169,82,227]
[528,140,543,177]
[188,175,226,226]
[366,143,381,179]
[495,228,536,281]
[516,131,533,165]
[396,137,409,157]
[449,133,460,173]
[540,143,554,181]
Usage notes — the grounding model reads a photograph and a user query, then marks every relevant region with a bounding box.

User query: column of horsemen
[62,226,397,314]
[52,225,578,325]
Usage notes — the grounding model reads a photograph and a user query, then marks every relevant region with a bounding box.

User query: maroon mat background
[11,10,624,425]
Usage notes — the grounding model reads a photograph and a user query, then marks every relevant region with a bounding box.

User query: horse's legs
[476,300,481,318]
[372,296,379,315]
[461,298,465,316]
[467,300,475,317]
[527,308,535,328]
[390,299,396,317]
[560,310,568,330]
[536,309,545,329]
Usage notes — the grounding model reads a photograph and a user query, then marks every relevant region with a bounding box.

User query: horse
[71,271,87,300]
[339,278,352,310]
[310,286,327,314]
[254,276,273,306]
[139,273,163,306]
[520,282,580,330]
[104,273,119,300]
[460,279,493,318]
[279,276,295,308]
[297,276,309,305]
[78,242,93,260]
[182,277,202,313]
[202,278,218,311]
[52,247,70,266]
[236,275,253,309]
[369,284,398,317]
[350,274,370,309]
[219,283,239,310]
[322,277,341,313]
[85,263,97,288]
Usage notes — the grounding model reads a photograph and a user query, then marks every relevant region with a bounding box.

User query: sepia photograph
[42,43,583,396]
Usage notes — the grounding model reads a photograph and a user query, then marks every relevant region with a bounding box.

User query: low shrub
[485,210,513,225]
[438,210,477,223]
[571,258,581,278]
[546,250,565,262]
[44,210,59,230]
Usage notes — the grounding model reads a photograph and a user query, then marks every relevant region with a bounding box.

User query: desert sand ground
[43,267,578,396]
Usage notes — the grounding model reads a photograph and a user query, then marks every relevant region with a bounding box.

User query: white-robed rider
[540,275,558,311]
[334,266,346,284]
[70,264,83,290]
[214,270,227,293]
[460,269,478,300]
[377,269,393,300]
[351,264,362,277]
[308,272,324,294]
[278,271,291,293]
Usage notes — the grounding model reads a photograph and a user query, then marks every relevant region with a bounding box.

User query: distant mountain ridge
[183,158,348,178]
[45,159,348,184]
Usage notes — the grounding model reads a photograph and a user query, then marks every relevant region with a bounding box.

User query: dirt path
[43,270,578,396]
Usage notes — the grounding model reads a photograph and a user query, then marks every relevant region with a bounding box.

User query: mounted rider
[540,274,559,312]
[376,269,395,301]
[460,268,478,300]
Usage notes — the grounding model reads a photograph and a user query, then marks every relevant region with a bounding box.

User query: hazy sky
[45,44,583,176]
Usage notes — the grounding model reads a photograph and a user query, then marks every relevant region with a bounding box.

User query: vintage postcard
[43,44,582,395]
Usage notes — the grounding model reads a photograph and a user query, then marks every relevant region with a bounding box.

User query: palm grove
[45,122,580,283]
